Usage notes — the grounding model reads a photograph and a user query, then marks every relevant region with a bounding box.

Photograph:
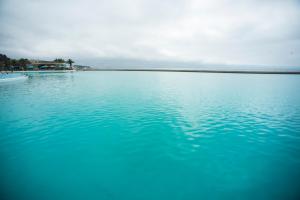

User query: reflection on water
[0,71,300,200]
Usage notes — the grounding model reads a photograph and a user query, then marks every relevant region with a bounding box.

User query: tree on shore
[66,59,74,68]
[5,59,12,70]
[18,58,30,71]
[11,59,18,66]
[10,59,18,71]
[0,54,10,71]
[54,58,65,63]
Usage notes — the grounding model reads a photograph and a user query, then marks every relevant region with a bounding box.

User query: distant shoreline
[2,68,300,75]
[90,68,300,75]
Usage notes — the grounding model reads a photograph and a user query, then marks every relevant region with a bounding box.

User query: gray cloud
[0,0,300,67]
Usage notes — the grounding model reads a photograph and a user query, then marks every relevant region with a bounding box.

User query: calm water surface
[1,71,300,200]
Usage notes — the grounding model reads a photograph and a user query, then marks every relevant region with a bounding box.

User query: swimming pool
[1,71,300,200]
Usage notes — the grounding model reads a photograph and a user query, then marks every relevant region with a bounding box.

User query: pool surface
[1,71,300,200]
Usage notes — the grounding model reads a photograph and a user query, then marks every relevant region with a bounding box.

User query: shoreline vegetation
[0,53,92,72]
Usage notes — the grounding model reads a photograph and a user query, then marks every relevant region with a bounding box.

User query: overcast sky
[0,0,300,67]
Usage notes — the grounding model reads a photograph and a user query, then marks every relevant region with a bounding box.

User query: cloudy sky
[0,0,300,67]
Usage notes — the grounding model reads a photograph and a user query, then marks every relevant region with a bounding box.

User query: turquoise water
[1,71,300,200]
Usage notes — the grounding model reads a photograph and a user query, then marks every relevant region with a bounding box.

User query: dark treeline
[0,54,29,71]
[0,53,74,71]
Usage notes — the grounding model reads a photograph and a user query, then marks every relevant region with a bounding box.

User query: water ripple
[1,72,300,199]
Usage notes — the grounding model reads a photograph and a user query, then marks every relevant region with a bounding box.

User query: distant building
[30,61,71,70]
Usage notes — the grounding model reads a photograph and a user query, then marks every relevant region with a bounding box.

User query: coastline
[90,68,300,75]
[2,68,300,74]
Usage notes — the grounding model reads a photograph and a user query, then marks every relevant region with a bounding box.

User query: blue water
[1,71,300,200]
